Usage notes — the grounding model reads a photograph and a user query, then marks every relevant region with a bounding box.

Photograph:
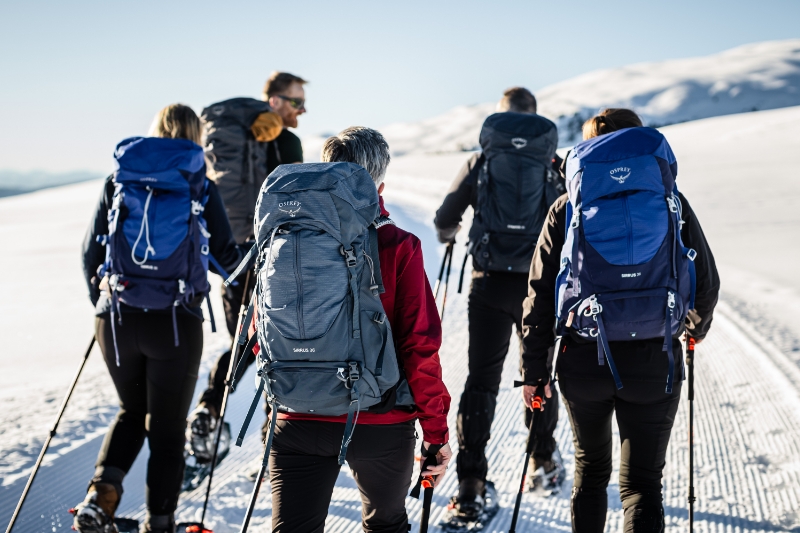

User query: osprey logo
[278,201,301,217]
[511,137,527,149]
[211,105,225,116]
[610,167,631,184]
[139,177,158,183]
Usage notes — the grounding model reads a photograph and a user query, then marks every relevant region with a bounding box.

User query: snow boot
[70,483,120,533]
[139,512,175,533]
[186,405,218,462]
[527,447,566,495]
[440,479,499,532]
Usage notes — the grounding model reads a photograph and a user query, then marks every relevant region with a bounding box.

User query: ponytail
[582,108,643,140]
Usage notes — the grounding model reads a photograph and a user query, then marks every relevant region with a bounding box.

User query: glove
[437,225,460,244]
[251,112,283,142]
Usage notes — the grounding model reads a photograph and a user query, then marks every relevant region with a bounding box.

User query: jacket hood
[113,136,205,175]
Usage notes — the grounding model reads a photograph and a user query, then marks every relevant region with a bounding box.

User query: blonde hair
[582,108,643,140]
[148,104,203,145]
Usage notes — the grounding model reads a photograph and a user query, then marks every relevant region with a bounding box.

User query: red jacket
[251,197,450,444]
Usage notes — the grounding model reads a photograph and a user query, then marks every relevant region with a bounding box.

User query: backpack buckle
[570,211,581,229]
[178,279,186,294]
[589,296,602,317]
[372,312,385,324]
[686,248,697,261]
[344,362,360,389]
[666,196,678,213]
[343,247,357,268]
[668,291,676,309]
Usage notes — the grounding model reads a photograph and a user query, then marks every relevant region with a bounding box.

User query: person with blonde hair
[520,108,719,532]
[75,104,242,533]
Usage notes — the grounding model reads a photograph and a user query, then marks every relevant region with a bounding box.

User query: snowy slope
[327,39,800,156]
[3,106,800,532]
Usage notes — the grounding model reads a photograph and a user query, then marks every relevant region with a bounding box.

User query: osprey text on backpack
[556,127,697,393]
[97,137,224,363]
[468,112,559,273]
[229,162,411,465]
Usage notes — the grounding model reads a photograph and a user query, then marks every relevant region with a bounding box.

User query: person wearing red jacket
[262,127,452,533]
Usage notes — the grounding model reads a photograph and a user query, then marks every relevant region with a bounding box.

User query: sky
[1,0,798,173]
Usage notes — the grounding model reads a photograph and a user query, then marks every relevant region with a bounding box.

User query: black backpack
[467,112,559,273]
[201,97,272,243]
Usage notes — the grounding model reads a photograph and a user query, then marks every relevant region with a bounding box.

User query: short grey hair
[320,127,391,186]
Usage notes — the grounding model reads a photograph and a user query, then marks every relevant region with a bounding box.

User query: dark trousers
[269,420,416,533]
[557,337,683,533]
[456,273,559,482]
[94,313,203,514]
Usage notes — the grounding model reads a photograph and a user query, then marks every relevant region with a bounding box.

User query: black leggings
[269,420,416,533]
[457,273,559,482]
[94,313,203,515]
[557,337,683,533]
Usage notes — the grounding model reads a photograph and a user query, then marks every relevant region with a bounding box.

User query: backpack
[201,97,272,243]
[229,162,410,464]
[556,127,697,393]
[98,137,220,361]
[467,112,559,272]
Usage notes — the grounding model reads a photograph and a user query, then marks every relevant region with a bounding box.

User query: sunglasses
[276,95,306,110]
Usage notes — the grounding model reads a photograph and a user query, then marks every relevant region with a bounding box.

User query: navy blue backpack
[556,127,697,393]
[98,137,225,361]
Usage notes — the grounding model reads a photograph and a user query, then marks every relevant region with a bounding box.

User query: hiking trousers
[456,273,559,483]
[94,313,203,515]
[557,336,683,533]
[269,419,416,533]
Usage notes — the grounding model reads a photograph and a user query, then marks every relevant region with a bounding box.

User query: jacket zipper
[294,235,305,337]
[623,195,633,264]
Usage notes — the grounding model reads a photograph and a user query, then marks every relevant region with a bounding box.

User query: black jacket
[82,175,243,317]
[520,193,720,384]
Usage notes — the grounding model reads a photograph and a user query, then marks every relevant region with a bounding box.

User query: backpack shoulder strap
[368,221,389,294]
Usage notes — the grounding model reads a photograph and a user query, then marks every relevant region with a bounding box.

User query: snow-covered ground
[304,39,800,157]
[2,106,800,532]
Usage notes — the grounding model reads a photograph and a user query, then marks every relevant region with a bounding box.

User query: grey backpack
[228,162,410,464]
[201,97,272,243]
[468,112,559,272]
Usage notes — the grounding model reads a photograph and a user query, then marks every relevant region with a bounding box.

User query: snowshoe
[176,523,213,533]
[527,447,566,496]
[438,480,499,532]
[70,483,120,533]
[182,421,231,492]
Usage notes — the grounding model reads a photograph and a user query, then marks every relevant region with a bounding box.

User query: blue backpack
[556,127,696,393]
[98,137,225,361]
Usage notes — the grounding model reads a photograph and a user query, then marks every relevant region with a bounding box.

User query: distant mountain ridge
[351,39,800,155]
[0,170,102,197]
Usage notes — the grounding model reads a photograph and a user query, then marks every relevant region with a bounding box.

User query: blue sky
[1,0,798,173]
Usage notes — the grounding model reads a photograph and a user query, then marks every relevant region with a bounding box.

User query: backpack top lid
[254,162,379,246]
[201,97,271,129]
[566,127,678,206]
[479,112,558,160]
[113,136,206,194]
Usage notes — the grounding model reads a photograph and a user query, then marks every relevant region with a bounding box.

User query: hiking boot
[527,447,566,495]
[70,483,120,533]
[186,405,217,462]
[139,513,175,533]
[453,478,486,520]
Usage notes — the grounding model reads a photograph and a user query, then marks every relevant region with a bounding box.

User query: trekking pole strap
[409,443,443,499]
[337,397,361,465]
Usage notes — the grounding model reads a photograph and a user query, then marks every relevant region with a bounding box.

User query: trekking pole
[199,271,252,527]
[509,387,543,533]
[410,443,444,533]
[5,336,96,533]
[687,337,696,533]
[440,244,454,320]
[433,243,453,299]
[239,400,278,533]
